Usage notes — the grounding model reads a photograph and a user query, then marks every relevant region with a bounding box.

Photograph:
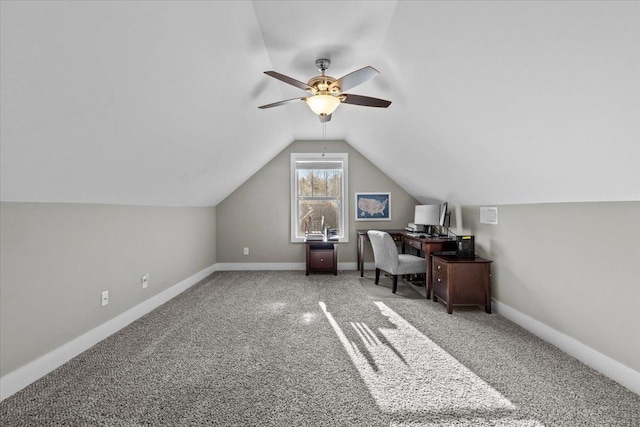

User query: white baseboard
[362,262,375,271]
[0,264,217,402]
[339,262,359,271]
[213,262,368,271]
[493,299,640,396]
[214,262,305,271]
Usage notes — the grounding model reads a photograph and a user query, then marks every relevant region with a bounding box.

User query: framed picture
[355,192,391,221]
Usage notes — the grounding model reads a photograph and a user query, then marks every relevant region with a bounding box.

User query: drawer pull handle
[437,265,441,269]
[437,278,441,282]
[320,258,324,262]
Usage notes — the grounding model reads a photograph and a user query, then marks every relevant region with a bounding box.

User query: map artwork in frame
[355,192,391,221]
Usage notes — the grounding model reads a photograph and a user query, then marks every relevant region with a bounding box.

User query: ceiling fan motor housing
[307,76,340,96]
[310,58,342,95]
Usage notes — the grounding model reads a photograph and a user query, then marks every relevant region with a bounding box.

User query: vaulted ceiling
[1,1,638,207]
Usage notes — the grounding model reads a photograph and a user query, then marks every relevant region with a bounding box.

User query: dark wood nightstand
[305,240,338,275]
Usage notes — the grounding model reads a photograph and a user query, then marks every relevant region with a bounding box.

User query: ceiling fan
[258,59,391,122]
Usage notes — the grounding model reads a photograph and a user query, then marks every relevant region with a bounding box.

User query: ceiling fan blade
[319,114,332,123]
[258,97,304,109]
[341,94,391,108]
[329,66,379,92]
[264,71,312,91]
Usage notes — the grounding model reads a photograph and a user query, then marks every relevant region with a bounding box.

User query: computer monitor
[414,203,448,235]
[414,204,441,227]
[439,202,448,227]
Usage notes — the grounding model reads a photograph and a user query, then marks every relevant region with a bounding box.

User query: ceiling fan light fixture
[305,94,341,116]
[260,60,391,119]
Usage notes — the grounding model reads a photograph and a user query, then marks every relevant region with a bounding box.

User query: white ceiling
[1,1,638,207]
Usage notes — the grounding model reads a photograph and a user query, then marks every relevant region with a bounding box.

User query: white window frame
[291,153,349,243]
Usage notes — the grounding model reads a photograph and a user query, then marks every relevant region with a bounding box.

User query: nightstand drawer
[309,250,334,269]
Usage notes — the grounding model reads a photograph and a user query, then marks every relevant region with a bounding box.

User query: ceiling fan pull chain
[322,123,327,157]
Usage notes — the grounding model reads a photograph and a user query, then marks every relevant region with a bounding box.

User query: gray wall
[458,201,640,372]
[216,140,420,264]
[0,202,216,376]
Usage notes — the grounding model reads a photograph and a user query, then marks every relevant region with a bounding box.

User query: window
[291,153,348,242]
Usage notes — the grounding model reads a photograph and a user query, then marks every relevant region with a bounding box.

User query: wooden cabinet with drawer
[432,255,493,314]
[305,241,338,275]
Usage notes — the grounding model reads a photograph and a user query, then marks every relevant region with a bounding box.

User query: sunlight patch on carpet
[301,311,318,324]
[319,300,538,422]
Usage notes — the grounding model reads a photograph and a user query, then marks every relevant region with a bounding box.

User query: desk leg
[358,235,365,277]
[425,255,432,300]
[356,234,362,277]
[485,264,492,313]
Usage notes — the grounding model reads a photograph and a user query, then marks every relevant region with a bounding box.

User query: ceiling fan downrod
[315,58,330,76]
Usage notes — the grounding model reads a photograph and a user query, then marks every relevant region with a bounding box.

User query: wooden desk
[432,255,492,314]
[356,230,456,299]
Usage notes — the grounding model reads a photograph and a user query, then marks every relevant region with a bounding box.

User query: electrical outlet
[101,291,109,307]
[243,247,249,256]
[141,273,149,289]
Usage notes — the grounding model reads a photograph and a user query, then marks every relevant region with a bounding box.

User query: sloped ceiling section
[0,1,291,206]
[1,1,638,207]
